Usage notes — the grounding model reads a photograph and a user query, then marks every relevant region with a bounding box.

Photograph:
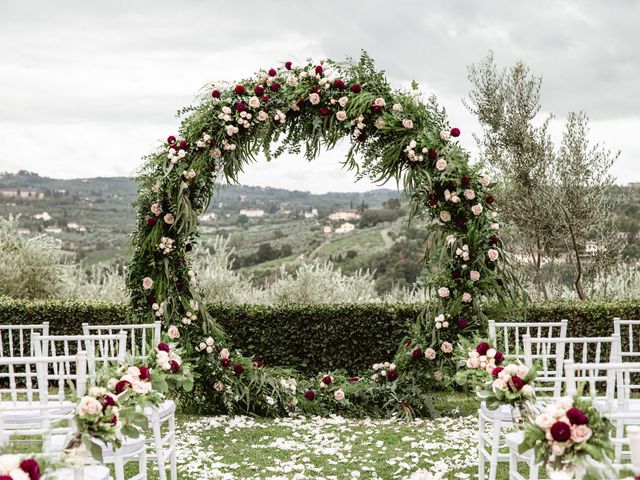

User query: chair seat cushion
[144,399,175,420]
[0,401,75,424]
[48,465,110,480]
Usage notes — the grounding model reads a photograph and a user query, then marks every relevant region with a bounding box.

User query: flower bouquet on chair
[453,339,505,391]
[0,453,46,480]
[518,395,615,479]
[478,362,536,426]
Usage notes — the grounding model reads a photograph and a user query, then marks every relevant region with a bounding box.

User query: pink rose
[334,389,345,401]
[435,159,447,171]
[471,204,483,216]
[142,277,154,290]
[219,348,230,360]
[163,213,175,225]
[433,371,444,381]
[167,325,180,339]
[439,211,451,222]
[437,287,450,298]
[470,271,480,282]
[463,189,475,200]
[309,93,320,105]
[571,425,592,443]
[425,348,436,360]
[462,292,472,303]
[441,342,453,353]
[402,118,414,129]
[487,249,499,262]
[336,111,347,122]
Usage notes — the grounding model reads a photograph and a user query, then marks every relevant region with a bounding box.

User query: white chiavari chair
[82,322,161,361]
[478,320,568,480]
[0,323,49,358]
[614,317,640,362]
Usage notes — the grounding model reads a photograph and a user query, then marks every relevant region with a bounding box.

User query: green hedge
[1,297,639,373]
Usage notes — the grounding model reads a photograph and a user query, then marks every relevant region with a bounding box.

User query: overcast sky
[0,1,638,193]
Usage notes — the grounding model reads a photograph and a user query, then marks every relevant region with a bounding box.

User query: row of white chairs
[479,317,640,480]
[0,321,174,480]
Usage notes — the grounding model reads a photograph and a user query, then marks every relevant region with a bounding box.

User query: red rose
[489,235,499,245]
[304,390,315,400]
[179,140,189,150]
[550,421,571,442]
[451,270,461,280]
[139,366,150,381]
[19,459,40,480]
[486,195,495,204]
[315,65,323,74]
[147,217,157,226]
[167,135,176,144]
[296,99,306,109]
[211,89,221,99]
[427,198,438,207]
[351,83,362,93]
[348,376,359,384]
[268,68,277,77]
[115,380,131,395]
[185,242,192,252]
[321,375,332,385]
[319,107,330,117]
[157,342,170,353]
[412,348,423,360]
[252,359,264,368]
[428,149,438,160]
[260,95,269,103]
[0,476,12,480]
[357,133,368,142]
[566,407,589,425]
[387,370,398,381]
[476,342,490,355]
[111,415,118,425]
[235,101,246,112]
[221,358,230,367]
[284,61,292,70]
[234,84,246,95]
[371,105,383,114]
[494,351,504,365]
[404,339,414,348]
[310,86,319,94]
[457,318,468,329]
[509,376,524,392]
[270,82,281,92]
[233,364,244,375]
[254,85,265,96]
[461,176,471,186]
[209,138,217,146]
[455,215,467,227]
[492,367,504,377]
[450,127,461,137]
[334,79,345,90]
[170,360,180,373]
[102,394,116,410]
[146,295,156,306]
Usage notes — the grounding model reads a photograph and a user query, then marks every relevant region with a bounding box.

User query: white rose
[446,235,456,245]
[505,364,518,375]
[205,337,214,347]
[156,351,169,364]
[402,118,414,129]
[434,371,444,381]
[107,377,118,390]
[551,443,565,457]
[338,96,348,107]
[205,346,213,354]
[425,348,436,360]
[440,130,451,141]
[480,175,491,187]
[9,469,29,480]
[492,379,507,391]
[490,222,499,230]
[142,277,154,290]
[439,210,451,222]
[77,396,103,416]
[309,93,320,105]
[167,325,180,339]
[437,287,450,298]
[373,97,386,107]
[463,189,475,200]
[498,371,511,382]
[516,365,529,378]
[0,455,21,475]
[334,389,345,401]
[487,249,499,262]
[470,270,480,282]
[336,111,347,122]
[132,380,152,395]
[214,381,224,392]
[486,349,496,359]
[257,110,268,122]
[466,357,479,369]
[248,96,260,108]
[535,412,555,430]
[522,385,535,397]
[462,292,472,303]
[556,397,573,410]
[219,348,230,360]
[471,204,483,216]
[435,159,447,171]
[392,103,403,112]
[375,117,385,129]
[126,366,141,379]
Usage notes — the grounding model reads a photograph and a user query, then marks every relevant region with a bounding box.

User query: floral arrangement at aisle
[0,454,43,480]
[453,339,505,390]
[518,395,615,479]
[132,339,194,394]
[479,362,536,413]
[126,52,516,417]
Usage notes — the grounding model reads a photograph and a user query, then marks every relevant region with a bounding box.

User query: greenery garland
[127,52,514,417]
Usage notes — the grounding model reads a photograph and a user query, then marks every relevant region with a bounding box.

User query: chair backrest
[0,323,49,358]
[613,317,640,361]
[564,360,618,411]
[31,332,126,383]
[523,334,621,398]
[488,320,568,362]
[82,321,161,360]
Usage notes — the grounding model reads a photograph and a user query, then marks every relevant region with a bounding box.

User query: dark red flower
[102,395,115,412]
[321,375,332,385]
[260,95,269,103]
[234,84,246,95]
[233,364,244,375]
[476,342,490,355]
[0,476,12,480]
[315,65,323,74]
[550,421,571,442]
[428,149,438,160]
[304,390,315,400]
[457,318,468,329]
[167,135,176,145]
[179,140,189,150]
[185,243,192,252]
[254,85,265,96]
[489,235,499,245]
[427,198,438,207]
[111,415,118,425]
[492,367,504,377]
[211,89,221,99]
[157,342,170,353]
[139,366,150,381]
[494,351,504,365]
[146,295,156,306]
[319,107,330,117]
[412,348,423,360]
[235,101,246,112]
[252,359,264,368]
[566,407,589,425]
[115,380,131,395]
[296,99,306,109]
[455,215,467,227]
[509,376,524,391]
[452,270,461,280]
[450,127,461,137]
[357,133,368,142]
[270,82,281,92]
[268,68,277,77]
[284,61,292,70]
[387,370,398,381]
[176,281,186,292]
[310,86,319,94]
[19,459,40,480]
[461,176,471,186]
[351,83,362,94]
[147,217,157,227]
[486,195,495,204]
[404,339,414,348]
[348,376,359,384]
[334,79,345,90]
[372,105,383,114]
[221,358,230,367]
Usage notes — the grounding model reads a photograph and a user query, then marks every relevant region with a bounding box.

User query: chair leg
[488,419,501,480]
[114,455,125,480]
[509,449,518,478]
[139,446,147,480]
[152,411,167,480]
[529,455,539,480]
[478,412,486,480]
[169,413,177,480]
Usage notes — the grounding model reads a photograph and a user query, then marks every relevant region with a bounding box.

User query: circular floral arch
[127,53,510,416]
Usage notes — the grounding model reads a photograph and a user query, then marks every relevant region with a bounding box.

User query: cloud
[0,0,637,191]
